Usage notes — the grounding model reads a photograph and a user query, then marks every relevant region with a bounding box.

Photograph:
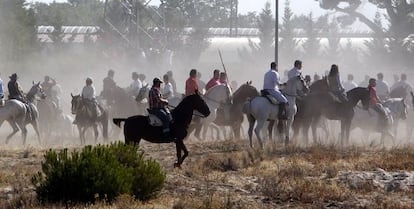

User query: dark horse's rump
[113,93,210,167]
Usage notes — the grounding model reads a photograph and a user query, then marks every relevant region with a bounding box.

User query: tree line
[0,0,413,74]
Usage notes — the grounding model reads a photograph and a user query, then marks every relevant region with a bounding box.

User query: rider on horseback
[81,77,101,121]
[7,73,33,120]
[8,73,26,102]
[101,69,117,105]
[327,64,348,103]
[149,77,172,141]
[41,75,61,111]
[126,72,142,97]
[263,62,288,119]
[368,78,389,128]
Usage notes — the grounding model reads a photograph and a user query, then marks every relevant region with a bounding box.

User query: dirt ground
[0,132,414,209]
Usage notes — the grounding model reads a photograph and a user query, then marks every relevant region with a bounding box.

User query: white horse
[352,98,407,144]
[0,82,43,145]
[243,76,308,148]
[190,84,232,140]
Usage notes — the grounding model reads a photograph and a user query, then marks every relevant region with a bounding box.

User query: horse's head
[71,93,82,114]
[286,76,309,97]
[135,84,149,103]
[27,81,45,101]
[309,77,328,93]
[188,92,210,117]
[347,87,370,110]
[232,82,259,104]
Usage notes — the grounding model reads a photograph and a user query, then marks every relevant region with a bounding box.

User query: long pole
[275,0,279,64]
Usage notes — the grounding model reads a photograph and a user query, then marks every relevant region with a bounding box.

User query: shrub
[32,142,165,204]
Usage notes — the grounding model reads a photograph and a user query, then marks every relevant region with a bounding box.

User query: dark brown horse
[113,93,210,167]
[294,78,370,145]
[213,81,260,139]
[71,94,109,145]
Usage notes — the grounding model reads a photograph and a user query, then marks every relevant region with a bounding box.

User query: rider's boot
[278,102,288,120]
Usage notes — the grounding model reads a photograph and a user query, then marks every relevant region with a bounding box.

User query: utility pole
[275,0,279,64]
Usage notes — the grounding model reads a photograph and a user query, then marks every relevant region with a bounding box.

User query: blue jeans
[151,108,171,131]
[264,89,288,103]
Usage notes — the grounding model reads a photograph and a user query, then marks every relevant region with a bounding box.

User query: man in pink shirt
[185,69,199,96]
[205,69,220,91]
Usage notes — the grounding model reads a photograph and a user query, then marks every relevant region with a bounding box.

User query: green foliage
[0,0,37,66]
[32,142,165,204]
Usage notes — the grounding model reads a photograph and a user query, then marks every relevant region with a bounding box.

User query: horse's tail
[113,118,126,127]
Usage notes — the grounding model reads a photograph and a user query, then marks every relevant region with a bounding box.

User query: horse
[189,84,232,140]
[300,87,371,146]
[112,93,210,167]
[352,98,407,145]
[106,86,141,137]
[36,96,59,137]
[70,94,109,145]
[213,81,260,140]
[0,82,43,145]
[242,76,308,148]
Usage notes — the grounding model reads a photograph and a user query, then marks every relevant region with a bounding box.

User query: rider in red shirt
[368,78,388,126]
[185,69,199,96]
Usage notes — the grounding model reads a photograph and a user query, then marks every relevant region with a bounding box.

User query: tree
[279,0,299,66]
[323,18,342,64]
[0,0,37,69]
[301,13,321,65]
[315,0,414,68]
[238,2,274,64]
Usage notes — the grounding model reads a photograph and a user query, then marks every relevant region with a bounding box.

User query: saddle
[25,103,36,121]
[147,109,173,127]
[260,90,279,105]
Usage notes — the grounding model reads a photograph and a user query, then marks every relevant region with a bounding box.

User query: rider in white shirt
[162,74,174,100]
[263,62,288,119]
[288,60,302,80]
[376,73,390,100]
[391,73,413,99]
[82,77,96,100]
[127,72,142,96]
[343,74,358,92]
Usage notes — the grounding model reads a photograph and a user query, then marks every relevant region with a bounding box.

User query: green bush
[32,142,165,204]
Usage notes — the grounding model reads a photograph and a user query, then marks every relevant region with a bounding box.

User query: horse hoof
[173,163,181,168]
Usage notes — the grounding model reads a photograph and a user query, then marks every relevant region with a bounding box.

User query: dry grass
[1,141,414,208]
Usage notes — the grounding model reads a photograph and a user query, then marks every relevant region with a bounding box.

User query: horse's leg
[210,124,220,140]
[267,120,275,142]
[254,119,265,149]
[93,124,99,144]
[17,122,28,146]
[77,125,85,145]
[6,121,19,143]
[232,123,241,140]
[174,139,188,168]
[311,116,320,144]
[247,114,256,148]
[31,120,41,145]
